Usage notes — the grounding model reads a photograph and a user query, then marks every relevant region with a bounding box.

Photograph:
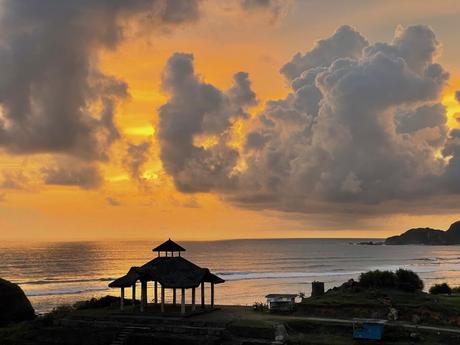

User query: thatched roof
[152,239,186,253]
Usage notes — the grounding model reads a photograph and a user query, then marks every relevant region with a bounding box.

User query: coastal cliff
[385,221,460,245]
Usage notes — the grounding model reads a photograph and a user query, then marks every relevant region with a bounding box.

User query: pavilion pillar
[173,288,177,306]
[141,281,147,312]
[161,285,165,313]
[181,288,186,315]
[120,287,125,311]
[211,282,215,308]
[191,287,196,312]
[154,281,158,304]
[132,282,136,303]
[201,282,205,309]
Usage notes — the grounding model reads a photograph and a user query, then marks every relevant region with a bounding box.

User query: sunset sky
[1,0,460,240]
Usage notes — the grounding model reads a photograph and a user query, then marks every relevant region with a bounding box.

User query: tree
[429,283,452,295]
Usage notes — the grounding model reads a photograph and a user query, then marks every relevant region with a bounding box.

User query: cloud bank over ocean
[158,25,460,220]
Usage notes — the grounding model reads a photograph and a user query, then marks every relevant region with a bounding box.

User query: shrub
[451,287,460,294]
[41,304,74,325]
[358,269,423,292]
[73,295,120,310]
[359,270,397,289]
[429,283,452,295]
[252,302,268,312]
[395,269,424,292]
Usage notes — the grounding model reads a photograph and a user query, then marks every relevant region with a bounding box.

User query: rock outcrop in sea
[385,221,460,245]
[0,278,35,326]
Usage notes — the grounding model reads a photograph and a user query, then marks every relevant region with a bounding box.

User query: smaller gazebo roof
[152,238,186,253]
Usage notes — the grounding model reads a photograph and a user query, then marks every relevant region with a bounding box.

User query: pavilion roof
[140,256,224,288]
[108,266,140,288]
[152,238,186,252]
[109,257,224,289]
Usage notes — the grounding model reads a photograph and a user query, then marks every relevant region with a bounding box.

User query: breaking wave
[19,277,114,286]
[25,286,109,297]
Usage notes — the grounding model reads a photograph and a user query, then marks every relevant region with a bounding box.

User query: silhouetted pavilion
[109,239,224,314]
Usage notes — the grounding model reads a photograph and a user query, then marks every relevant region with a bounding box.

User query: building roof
[152,238,186,252]
[265,294,298,299]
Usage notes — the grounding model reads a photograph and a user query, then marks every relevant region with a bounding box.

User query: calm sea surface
[2,239,460,314]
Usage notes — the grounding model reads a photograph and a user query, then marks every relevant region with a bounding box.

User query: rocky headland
[385,221,460,245]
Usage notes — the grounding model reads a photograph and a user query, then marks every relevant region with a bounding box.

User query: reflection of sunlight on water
[2,240,460,313]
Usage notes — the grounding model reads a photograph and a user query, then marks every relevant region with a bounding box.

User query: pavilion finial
[152,239,186,254]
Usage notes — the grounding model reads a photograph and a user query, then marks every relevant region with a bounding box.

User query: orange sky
[1,1,460,241]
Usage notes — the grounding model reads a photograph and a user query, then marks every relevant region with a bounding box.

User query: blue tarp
[353,322,385,340]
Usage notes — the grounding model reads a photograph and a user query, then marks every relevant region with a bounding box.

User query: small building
[311,281,325,297]
[109,239,224,314]
[265,294,298,312]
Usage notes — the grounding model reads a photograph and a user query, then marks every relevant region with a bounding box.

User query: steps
[110,327,132,345]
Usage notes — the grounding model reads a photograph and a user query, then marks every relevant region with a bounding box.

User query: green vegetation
[430,283,452,295]
[228,319,275,340]
[252,301,268,312]
[429,282,460,295]
[0,317,117,345]
[286,319,460,345]
[358,269,424,292]
[299,270,460,328]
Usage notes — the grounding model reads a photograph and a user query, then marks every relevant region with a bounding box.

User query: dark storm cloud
[0,0,200,161]
[158,25,460,220]
[42,163,102,190]
[158,53,256,192]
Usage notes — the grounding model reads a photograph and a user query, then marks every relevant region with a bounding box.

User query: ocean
[2,239,460,314]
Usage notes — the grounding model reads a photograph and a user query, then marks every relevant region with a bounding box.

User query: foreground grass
[286,319,460,345]
[300,288,460,326]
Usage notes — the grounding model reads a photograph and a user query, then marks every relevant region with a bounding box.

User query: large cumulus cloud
[158,25,460,219]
